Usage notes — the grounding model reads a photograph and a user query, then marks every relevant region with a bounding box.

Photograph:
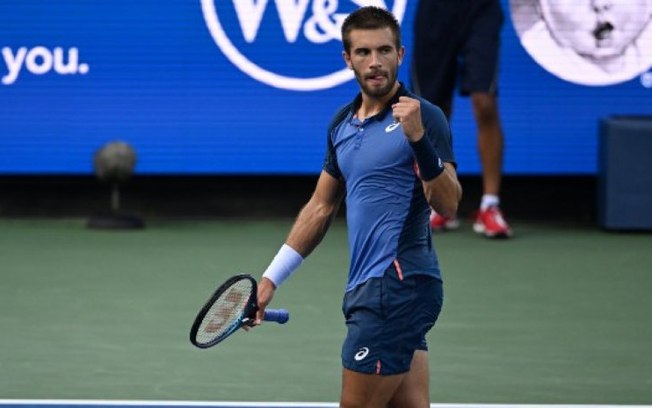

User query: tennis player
[254,6,462,408]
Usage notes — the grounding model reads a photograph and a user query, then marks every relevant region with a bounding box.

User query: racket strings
[195,279,253,345]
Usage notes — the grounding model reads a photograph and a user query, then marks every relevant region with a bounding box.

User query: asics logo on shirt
[385,122,401,133]
[354,347,370,361]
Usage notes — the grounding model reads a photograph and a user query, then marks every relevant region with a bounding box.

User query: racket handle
[263,308,289,324]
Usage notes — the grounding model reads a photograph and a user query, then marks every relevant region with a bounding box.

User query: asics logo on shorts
[354,347,369,361]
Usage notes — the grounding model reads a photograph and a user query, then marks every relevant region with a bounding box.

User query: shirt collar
[349,82,409,122]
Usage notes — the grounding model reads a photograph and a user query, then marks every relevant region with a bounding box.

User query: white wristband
[262,244,304,288]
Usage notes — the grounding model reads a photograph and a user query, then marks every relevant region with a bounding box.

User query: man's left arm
[392,96,462,218]
[420,162,462,218]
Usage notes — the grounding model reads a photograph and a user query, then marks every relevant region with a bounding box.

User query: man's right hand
[254,277,277,325]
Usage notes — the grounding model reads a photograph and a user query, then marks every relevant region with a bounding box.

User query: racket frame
[189,273,258,349]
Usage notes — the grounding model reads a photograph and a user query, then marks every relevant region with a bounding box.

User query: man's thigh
[388,350,431,408]
[340,367,405,408]
[340,350,430,408]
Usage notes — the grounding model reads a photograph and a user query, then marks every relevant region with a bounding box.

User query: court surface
[1,218,651,404]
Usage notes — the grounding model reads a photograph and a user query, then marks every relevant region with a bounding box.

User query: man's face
[343,27,404,98]
[540,0,652,58]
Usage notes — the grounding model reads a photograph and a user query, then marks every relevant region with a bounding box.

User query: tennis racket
[189,273,289,348]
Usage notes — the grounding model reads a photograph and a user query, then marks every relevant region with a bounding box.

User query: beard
[353,67,398,98]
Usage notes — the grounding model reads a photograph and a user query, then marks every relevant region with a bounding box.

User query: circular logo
[642,71,652,88]
[201,0,407,91]
[510,0,652,86]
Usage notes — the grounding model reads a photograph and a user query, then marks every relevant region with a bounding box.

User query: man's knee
[471,93,499,125]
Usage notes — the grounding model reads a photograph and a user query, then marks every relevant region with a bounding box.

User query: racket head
[189,273,257,349]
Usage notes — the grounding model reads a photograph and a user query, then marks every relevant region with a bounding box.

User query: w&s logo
[200,0,407,91]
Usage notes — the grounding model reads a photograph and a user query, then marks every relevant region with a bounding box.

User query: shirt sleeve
[422,102,456,167]
[322,132,341,179]
[322,104,351,179]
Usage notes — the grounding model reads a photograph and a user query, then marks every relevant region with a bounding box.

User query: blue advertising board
[1,0,651,175]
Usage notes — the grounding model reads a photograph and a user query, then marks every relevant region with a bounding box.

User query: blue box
[598,116,652,230]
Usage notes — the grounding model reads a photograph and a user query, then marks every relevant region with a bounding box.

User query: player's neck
[356,82,400,120]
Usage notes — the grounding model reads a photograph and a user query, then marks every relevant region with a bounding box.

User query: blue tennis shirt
[323,84,455,292]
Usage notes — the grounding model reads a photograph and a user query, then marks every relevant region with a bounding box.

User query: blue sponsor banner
[1,0,650,175]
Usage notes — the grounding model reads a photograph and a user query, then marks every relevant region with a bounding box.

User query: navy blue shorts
[411,0,504,104]
[341,266,443,375]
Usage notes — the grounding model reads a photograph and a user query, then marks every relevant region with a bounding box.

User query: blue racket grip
[263,308,289,324]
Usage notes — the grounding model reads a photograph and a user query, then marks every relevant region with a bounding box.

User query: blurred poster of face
[510,0,652,85]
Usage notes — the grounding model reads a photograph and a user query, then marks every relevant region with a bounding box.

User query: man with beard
[520,0,652,85]
[251,6,462,408]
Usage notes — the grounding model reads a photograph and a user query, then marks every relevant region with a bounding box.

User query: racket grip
[263,308,289,324]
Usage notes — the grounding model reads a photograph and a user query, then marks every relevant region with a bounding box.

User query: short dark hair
[341,6,401,54]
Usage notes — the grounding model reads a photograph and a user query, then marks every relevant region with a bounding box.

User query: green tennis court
[1,218,651,404]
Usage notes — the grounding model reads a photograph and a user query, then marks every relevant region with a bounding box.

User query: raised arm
[392,96,462,218]
[418,162,461,217]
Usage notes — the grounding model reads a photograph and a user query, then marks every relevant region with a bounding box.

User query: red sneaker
[473,206,513,238]
[430,211,460,231]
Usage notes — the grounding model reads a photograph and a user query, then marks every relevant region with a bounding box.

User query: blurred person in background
[411,0,513,239]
